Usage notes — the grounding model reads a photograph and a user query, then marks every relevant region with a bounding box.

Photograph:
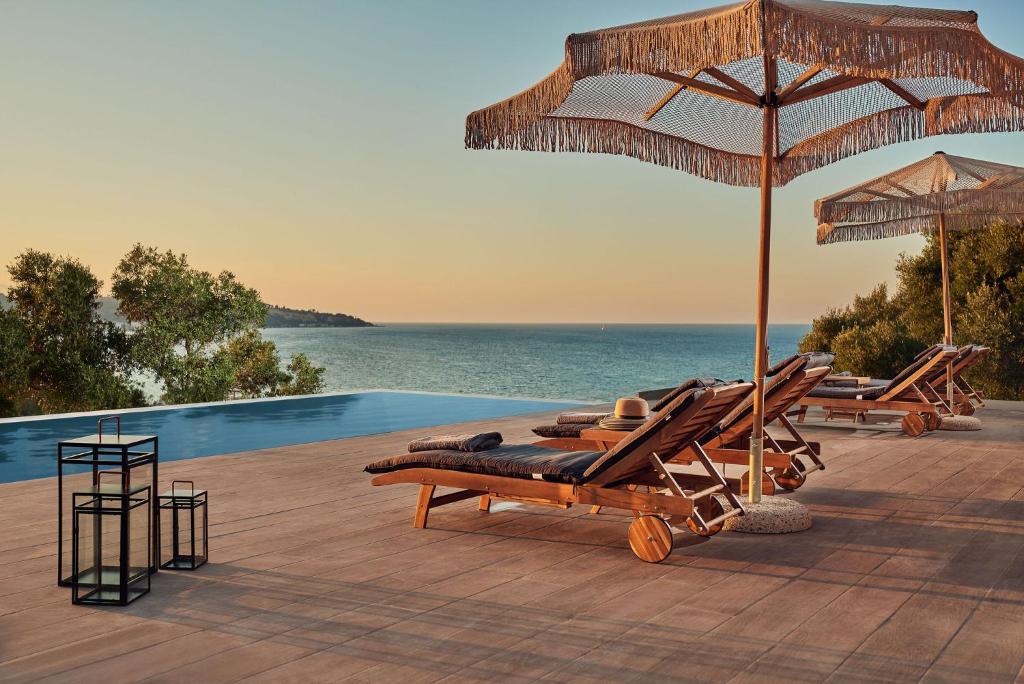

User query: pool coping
[0,389,598,425]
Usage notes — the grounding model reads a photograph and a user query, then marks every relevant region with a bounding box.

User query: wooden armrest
[579,428,631,446]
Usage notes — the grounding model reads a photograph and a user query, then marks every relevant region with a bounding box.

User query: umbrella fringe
[819,189,1024,225]
[468,116,763,187]
[769,3,1024,92]
[568,1,762,79]
[817,214,1024,244]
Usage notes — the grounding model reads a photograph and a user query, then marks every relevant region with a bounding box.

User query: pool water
[0,391,581,484]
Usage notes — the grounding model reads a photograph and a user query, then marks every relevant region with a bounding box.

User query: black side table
[57,417,159,587]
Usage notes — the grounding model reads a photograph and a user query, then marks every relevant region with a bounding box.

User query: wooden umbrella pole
[938,212,955,406]
[750,90,776,504]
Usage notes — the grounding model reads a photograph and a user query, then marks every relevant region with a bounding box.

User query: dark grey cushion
[365,444,603,484]
[807,384,886,400]
[650,377,727,413]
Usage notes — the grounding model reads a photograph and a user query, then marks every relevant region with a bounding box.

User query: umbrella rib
[878,79,926,110]
[643,68,704,121]
[654,72,760,108]
[703,67,761,102]
[780,75,871,107]
[775,65,824,103]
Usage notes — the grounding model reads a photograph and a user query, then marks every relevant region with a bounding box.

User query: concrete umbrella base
[939,415,982,431]
[722,496,812,534]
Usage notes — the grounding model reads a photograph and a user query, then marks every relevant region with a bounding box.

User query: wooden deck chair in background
[538,354,833,496]
[366,383,754,563]
[798,345,959,436]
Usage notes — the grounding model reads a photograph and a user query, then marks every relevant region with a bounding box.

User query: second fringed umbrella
[816,151,1024,406]
[466,0,1024,503]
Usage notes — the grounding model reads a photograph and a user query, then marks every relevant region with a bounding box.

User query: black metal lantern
[158,481,208,570]
[58,417,159,587]
[72,473,151,606]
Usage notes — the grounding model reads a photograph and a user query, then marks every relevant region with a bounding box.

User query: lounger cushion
[806,384,886,400]
[650,377,726,412]
[766,351,835,376]
[532,424,586,439]
[364,444,604,484]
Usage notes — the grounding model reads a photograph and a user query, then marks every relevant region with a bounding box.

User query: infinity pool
[0,391,581,484]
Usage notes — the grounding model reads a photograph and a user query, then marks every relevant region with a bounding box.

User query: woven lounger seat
[366,444,603,485]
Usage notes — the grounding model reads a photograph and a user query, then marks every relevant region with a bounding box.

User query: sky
[1,0,1022,324]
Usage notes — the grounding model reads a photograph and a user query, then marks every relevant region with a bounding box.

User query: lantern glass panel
[72,484,150,606]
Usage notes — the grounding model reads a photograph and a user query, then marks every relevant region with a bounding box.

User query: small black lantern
[158,481,208,570]
[72,473,151,606]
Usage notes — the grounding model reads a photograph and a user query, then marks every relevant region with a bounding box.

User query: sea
[263,324,810,402]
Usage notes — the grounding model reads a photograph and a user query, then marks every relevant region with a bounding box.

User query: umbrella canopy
[815,151,1024,407]
[464,0,1024,502]
[466,0,1024,187]
[816,152,1024,244]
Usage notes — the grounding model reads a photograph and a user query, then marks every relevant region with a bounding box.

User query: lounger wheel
[628,515,673,563]
[924,412,942,431]
[740,470,776,497]
[901,413,926,437]
[685,495,725,537]
[771,458,806,491]
[956,401,976,416]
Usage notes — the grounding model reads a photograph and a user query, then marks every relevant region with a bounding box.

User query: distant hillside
[264,305,375,328]
[1,293,373,328]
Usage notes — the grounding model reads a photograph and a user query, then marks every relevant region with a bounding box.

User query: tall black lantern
[58,417,159,587]
[72,475,151,606]
[158,481,208,570]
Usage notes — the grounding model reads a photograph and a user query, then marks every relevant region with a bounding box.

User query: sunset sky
[2,0,1023,324]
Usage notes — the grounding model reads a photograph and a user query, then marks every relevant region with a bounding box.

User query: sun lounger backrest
[881,345,958,399]
[583,382,755,486]
[713,352,833,437]
[712,365,831,445]
[933,345,988,389]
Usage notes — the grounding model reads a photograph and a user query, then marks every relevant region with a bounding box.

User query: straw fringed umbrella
[816,151,1024,406]
[465,0,1024,504]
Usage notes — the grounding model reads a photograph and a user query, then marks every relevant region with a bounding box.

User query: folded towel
[408,432,503,453]
[556,412,611,425]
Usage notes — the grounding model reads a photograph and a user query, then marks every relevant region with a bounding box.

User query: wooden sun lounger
[536,355,832,496]
[366,382,754,563]
[797,345,960,436]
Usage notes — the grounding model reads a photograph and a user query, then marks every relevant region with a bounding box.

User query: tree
[112,245,267,404]
[0,308,31,416]
[222,330,289,398]
[800,221,1024,399]
[112,245,326,404]
[4,250,143,414]
[278,353,326,396]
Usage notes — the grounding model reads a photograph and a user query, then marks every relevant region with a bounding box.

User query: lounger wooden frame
[797,346,960,436]
[932,345,990,413]
[370,383,754,562]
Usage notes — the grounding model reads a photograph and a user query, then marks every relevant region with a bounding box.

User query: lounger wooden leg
[797,405,808,423]
[413,484,436,528]
[590,505,603,514]
[478,494,491,512]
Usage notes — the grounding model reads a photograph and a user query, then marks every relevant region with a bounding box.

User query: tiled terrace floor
[1,403,1024,683]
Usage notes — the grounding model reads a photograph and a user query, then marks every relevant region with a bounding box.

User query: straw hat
[598,397,649,430]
